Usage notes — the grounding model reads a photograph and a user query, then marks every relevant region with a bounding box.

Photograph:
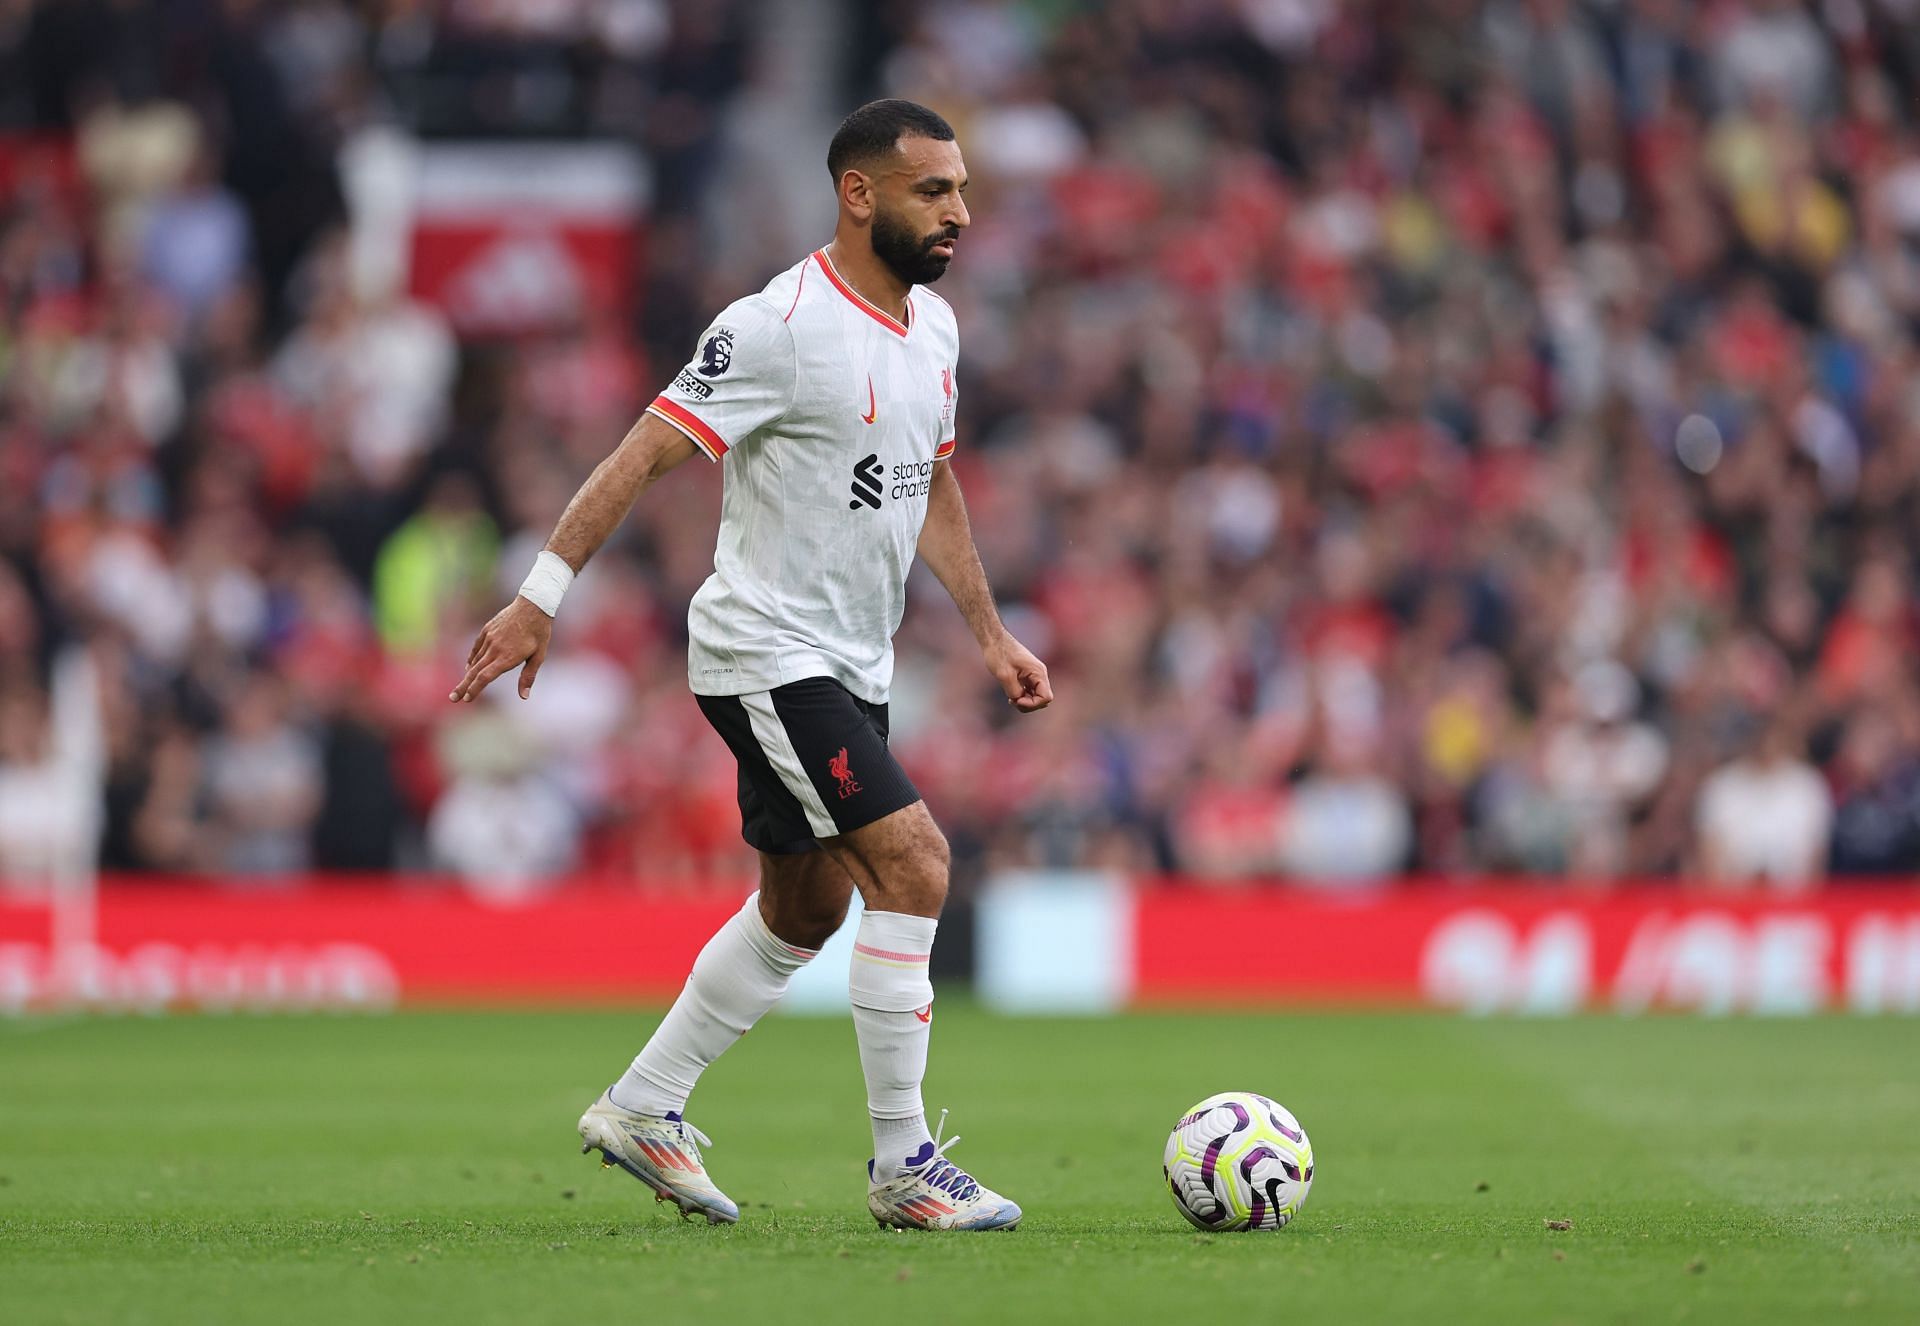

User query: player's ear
[839,168,875,221]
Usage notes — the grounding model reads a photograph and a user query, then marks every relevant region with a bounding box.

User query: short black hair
[827,99,955,182]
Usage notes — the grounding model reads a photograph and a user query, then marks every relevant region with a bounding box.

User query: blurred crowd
[6,0,1920,893]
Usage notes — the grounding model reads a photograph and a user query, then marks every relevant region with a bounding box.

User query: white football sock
[849,909,938,1176]
[612,891,817,1117]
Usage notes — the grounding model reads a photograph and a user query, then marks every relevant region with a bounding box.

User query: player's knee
[759,858,852,950]
[886,823,950,914]
[836,805,950,916]
[763,890,843,950]
[790,887,852,950]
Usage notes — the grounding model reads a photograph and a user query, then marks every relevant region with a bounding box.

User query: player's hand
[985,630,1053,713]
[450,597,552,702]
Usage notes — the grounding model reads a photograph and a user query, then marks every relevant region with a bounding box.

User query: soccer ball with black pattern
[1163,1092,1314,1231]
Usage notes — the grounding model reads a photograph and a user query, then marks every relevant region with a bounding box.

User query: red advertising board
[6,878,1919,1015]
[0,881,738,1013]
[1131,885,1920,1014]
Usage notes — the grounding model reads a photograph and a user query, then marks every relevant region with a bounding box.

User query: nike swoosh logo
[861,375,877,425]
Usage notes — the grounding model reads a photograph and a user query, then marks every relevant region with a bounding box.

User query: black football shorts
[696,676,922,855]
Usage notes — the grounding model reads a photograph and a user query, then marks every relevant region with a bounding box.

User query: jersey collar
[813,248,912,338]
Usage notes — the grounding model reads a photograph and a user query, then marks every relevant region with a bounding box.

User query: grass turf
[2,1007,1917,1325]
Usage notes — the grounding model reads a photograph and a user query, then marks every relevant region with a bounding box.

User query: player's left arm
[917,460,1053,713]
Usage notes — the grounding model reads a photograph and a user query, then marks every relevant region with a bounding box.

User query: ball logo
[697,327,735,377]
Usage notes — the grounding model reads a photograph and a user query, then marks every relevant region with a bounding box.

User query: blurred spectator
[202,672,322,875]
[139,145,250,325]
[1712,0,1835,118]
[371,471,497,653]
[0,650,102,883]
[312,683,403,872]
[119,721,206,874]
[1696,717,1832,889]
[1277,734,1412,886]
[1827,710,1920,878]
[1477,726,1580,875]
[273,245,456,490]
[1540,662,1670,877]
[427,712,578,894]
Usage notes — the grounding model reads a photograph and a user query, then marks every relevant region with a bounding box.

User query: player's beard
[872,205,955,286]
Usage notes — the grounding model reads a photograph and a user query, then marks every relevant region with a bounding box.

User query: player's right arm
[451,297,794,704]
[449,414,697,703]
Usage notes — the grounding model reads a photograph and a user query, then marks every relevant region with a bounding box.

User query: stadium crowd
[5,0,1920,892]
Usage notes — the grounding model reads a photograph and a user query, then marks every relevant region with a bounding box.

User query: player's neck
[824,239,912,322]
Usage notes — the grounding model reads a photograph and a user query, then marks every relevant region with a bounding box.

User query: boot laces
[913,1108,980,1203]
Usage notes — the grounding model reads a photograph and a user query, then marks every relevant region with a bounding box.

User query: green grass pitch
[3,1006,1917,1324]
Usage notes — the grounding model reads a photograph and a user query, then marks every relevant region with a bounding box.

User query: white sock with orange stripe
[849,909,938,1177]
[612,891,817,1117]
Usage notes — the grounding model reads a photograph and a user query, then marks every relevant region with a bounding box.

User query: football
[1163,1092,1314,1231]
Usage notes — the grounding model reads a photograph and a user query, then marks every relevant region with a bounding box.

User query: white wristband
[518,550,575,617]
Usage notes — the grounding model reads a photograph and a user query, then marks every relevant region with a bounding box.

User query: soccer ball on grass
[1163,1091,1314,1231]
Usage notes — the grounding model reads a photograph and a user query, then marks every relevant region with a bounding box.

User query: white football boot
[866,1110,1022,1231]
[578,1089,740,1224]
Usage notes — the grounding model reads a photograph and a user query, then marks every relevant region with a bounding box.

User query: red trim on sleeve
[934,438,957,459]
[813,250,910,337]
[648,396,728,459]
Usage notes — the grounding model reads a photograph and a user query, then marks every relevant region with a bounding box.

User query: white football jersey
[647,248,960,702]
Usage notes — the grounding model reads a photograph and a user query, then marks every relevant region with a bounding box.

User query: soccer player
[450,100,1051,1231]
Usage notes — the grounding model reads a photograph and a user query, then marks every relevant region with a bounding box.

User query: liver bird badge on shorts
[829,746,862,799]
